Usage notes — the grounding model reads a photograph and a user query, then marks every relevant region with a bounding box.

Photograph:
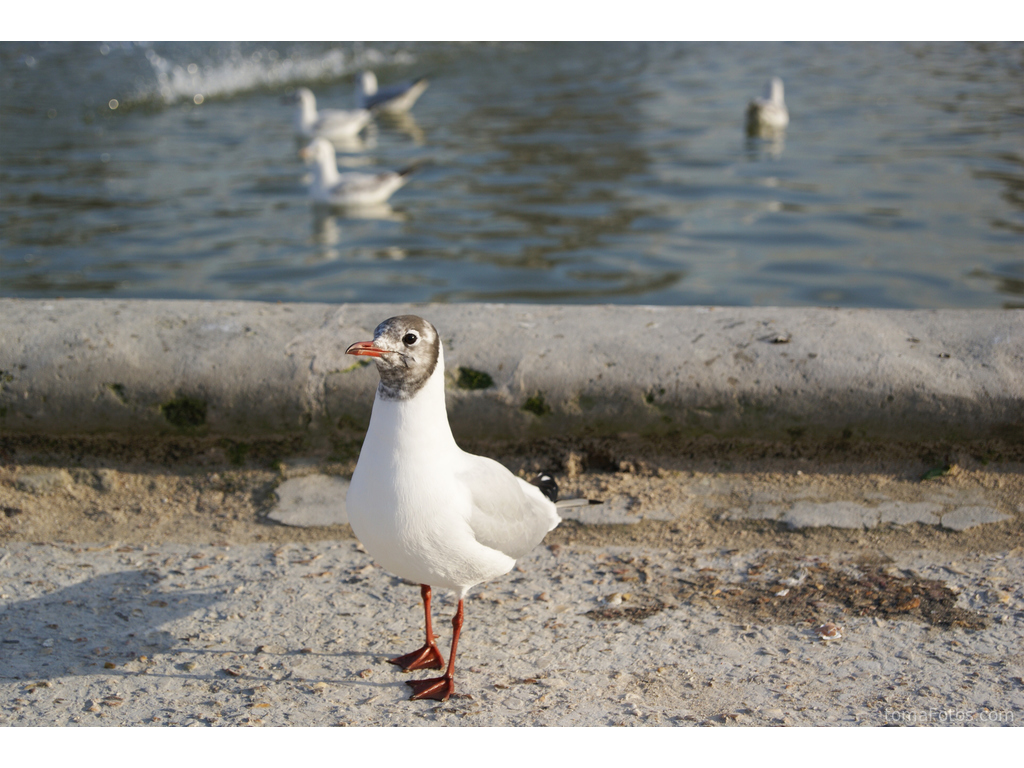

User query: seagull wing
[456,454,560,560]
[365,79,428,111]
[314,108,370,137]
[328,171,406,205]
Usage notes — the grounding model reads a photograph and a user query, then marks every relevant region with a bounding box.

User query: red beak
[346,340,387,358]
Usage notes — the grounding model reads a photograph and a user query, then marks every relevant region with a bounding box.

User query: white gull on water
[355,70,429,114]
[299,138,414,207]
[286,86,372,141]
[746,76,789,135]
[345,316,587,701]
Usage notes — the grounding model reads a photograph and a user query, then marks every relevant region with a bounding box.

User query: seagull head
[282,87,315,107]
[346,315,441,400]
[358,71,379,97]
[767,77,785,105]
[298,137,335,167]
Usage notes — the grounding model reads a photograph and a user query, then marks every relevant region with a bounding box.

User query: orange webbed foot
[406,674,455,701]
[388,643,444,672]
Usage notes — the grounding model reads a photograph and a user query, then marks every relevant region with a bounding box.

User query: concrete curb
[1,299,1021,443]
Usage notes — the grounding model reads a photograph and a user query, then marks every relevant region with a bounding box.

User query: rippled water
[2,41,1022,308]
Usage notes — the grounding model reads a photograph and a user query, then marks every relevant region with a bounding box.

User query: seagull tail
[529,472,558,503]
[555,498,604,509]
[396,163,421,178]
[530,471,603,507]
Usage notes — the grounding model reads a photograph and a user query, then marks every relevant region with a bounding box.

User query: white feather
[747,76,789,133]
[292,87,372,141]
[300,138,411,207]
[346,340,559,599]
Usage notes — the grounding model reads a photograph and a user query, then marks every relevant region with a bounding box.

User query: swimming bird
[345,315,565,701]
[746,76,789,136]
[299,137,414,207]
[286,87,373,141]
[355,71,429,114]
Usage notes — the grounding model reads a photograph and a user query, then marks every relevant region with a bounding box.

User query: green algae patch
[341,360,371,373]
[921,464,952,481]
[522,392,551,417]
[456,367,494,390]
[105,383,128,404]
[160,396,207,429]
[222,439,251,466]
[644,387,666,404]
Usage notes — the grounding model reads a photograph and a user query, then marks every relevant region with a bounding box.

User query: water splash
[131,43,415,107]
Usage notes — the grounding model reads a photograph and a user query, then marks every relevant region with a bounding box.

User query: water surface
[2,42,1022,308]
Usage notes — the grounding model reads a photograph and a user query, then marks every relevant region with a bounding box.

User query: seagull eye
[402,333,418,346]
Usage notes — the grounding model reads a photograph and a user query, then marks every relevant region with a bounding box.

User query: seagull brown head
[346,315,441,400]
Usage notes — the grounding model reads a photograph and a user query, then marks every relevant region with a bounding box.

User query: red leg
[389,584,445,672]
[407,598,463,701]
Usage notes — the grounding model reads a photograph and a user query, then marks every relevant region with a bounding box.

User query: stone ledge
[2,299,1021,443]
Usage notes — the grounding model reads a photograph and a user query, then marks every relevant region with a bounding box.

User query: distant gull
[746,77,789,136]
[345,315,594,701]
[285,87,372,141]
[299,137,414,207]
[356,71,429,114]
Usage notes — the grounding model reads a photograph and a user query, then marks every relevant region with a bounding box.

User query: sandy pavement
[1,438,1023,726]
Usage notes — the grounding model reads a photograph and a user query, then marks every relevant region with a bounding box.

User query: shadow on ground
[0,569,224,680]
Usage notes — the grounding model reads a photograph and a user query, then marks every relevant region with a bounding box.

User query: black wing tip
[529,472,559,503]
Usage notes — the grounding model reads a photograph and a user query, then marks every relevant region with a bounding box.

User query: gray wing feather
[331,172,394,195]
[456,455,560,560]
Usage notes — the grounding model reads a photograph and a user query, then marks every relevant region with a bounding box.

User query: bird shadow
[744,132,786,160]
[0,569,223,681]
[374,112,426,145]
[312,203,403,229]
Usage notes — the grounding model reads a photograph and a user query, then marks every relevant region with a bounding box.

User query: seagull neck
[314,149,340,188]
[300,98,318,130]
[360,72,378,97]
[368,365,458,457]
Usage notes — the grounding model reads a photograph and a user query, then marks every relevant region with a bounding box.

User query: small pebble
[816,623,842,641]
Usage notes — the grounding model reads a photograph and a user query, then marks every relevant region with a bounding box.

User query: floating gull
[285,87,372,141]
[299,138,414,207]
[356,71,429,114]
[746,76,789,136]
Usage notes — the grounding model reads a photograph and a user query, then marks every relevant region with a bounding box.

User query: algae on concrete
[160,396,207,429]
[456,367,494,390]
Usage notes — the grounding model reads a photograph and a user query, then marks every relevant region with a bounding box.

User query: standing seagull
[286,86,373,141]
[355,70,429,114]
[345,316,562,701]
[299,138,415,207]
[746,76,789,136]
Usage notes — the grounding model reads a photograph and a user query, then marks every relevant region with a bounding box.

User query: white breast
[347,351,552,596]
